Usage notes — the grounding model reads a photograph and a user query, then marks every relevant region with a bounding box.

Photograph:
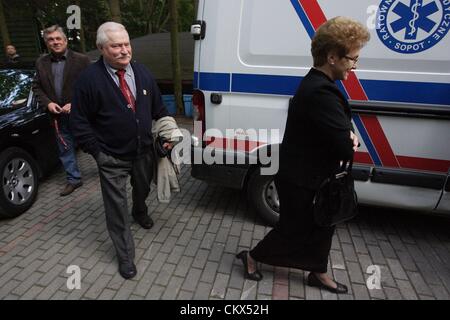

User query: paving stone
[351,283,370,300]
[407,271,432,296]
[193,282,213,300]
[386,258,408,280]
[367,245,387,265]
[210,273,229,299]
[182,268,203,292]
[134,270,157,297]
[330,250,346,270]
[154,264,176,286]
[162,276,184,300]
[114,279,137,300]
[174,256,194,277]
[84,274,113,299]
[200,261,219,284]
[225,288,242,300]
[177,290,194,300]
[192,249,209,269]
[347,262,366,284]
[342,243,358,263]
[240,280,258,300]
[396,279,419,300]
[384,286,403,300]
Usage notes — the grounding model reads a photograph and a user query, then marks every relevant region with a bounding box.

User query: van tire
[0,147,39,219]
[247,169,280,226]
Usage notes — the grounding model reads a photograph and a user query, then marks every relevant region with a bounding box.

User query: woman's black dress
[250,68,354,273]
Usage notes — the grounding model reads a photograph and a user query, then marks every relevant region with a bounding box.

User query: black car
[0,68,59,219]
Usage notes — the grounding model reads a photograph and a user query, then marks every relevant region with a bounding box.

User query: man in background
[33,25,90,196]
[4,44,20,66]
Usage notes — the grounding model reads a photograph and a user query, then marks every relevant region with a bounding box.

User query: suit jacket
[33,49,90,113]
[277,68,354,189]
[70,57,169,159]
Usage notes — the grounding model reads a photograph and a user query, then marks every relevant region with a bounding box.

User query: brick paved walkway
[1,126,450,300]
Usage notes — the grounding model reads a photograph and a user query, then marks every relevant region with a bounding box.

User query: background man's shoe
[118,261,137,280]
[132,214,154,229]
[60,182,83,196]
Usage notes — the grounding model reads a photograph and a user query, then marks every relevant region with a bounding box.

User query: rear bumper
[190,147,250,189]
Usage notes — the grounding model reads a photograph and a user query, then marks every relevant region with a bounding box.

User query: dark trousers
[96,151,154,263]
[54,119,81,185]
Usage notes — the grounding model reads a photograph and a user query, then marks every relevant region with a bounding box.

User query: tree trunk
[147,0,155,34]
[0,0,11,47]
[192,0,198,16]
[155,0,167,32]
[108,0,122,23]
[169,0,183,115]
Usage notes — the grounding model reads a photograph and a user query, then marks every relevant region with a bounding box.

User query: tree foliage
[27,0,195,52]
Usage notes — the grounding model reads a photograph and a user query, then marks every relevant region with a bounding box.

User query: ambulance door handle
[210,93,222,105]
[191,20,206,40]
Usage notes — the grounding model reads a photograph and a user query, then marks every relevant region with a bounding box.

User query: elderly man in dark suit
[33,25,90,196]
[70,22,171,280]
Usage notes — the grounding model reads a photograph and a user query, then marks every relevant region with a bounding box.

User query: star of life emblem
[376,0,450,54]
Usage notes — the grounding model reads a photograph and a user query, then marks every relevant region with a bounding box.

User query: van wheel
[0,147,39,219]
[247,169,280,226]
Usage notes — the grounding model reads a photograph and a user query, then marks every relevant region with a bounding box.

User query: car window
[0,69,33,110]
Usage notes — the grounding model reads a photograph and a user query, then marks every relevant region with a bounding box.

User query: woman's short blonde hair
[311,16,370,67]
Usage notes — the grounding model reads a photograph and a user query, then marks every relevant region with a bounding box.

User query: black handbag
[312,159,358,227]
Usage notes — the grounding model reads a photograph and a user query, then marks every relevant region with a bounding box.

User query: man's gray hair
[96,22,128,48]
[43,25,67,41]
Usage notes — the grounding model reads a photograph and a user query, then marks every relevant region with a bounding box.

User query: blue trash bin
[162,95,176,115]
[183,94,193,118]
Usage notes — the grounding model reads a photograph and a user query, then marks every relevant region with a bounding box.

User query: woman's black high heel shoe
[307,272,348,294]
[236,250,263,281]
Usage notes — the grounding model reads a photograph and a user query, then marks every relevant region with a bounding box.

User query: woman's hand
[350,131,359,151]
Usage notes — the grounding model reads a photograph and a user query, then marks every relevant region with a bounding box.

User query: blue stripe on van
[194,72,199,89]
[232,74,301,95]
[352,114,382,166]
[290,0,316,39]
[196,72,450,106]
[360,79,450,106]
[199,72,230,92]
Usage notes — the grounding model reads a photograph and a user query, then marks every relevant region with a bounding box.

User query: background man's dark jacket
[33,49,91,112]
[69,57,169,159]
[277,68,354,189]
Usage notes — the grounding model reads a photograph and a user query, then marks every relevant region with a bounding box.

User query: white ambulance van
[189,0,450,225]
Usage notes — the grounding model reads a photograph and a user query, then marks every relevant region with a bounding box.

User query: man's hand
[61,103,71,114]
[163,142,174,150]
[47,102,62,114]
[350,131,359,151]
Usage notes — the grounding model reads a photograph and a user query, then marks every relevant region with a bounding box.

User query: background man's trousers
[96,151,154,263]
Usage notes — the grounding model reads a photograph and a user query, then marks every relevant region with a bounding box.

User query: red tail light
[192,89,206,136]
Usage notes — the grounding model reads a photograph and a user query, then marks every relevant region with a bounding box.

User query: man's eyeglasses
[344,55,359,64]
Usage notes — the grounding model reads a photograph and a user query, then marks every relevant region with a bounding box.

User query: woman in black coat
[237,16,370,294]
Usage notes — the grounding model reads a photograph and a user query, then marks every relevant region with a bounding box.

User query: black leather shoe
[119,261,137,280]
[132,214,154,229]
[307,272,348,294]
[236,250,263,281]
[60,181,83,196]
